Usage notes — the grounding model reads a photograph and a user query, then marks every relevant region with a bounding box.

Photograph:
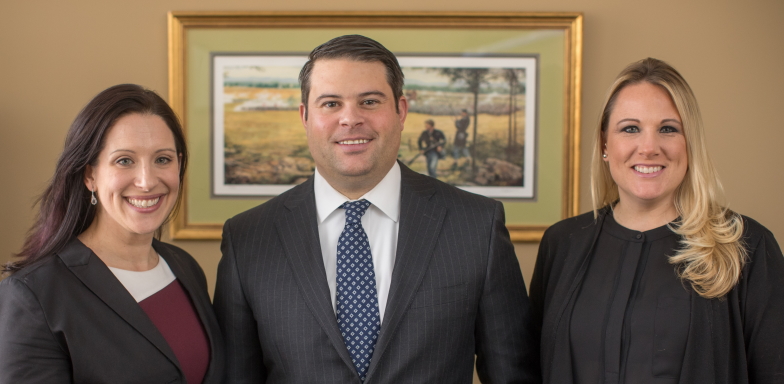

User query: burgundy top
[139,280,210,384]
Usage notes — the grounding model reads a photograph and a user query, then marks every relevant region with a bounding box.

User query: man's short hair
[425,119,435,127]
[299,35,405,119]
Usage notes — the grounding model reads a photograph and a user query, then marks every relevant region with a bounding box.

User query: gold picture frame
[168,11,582,242]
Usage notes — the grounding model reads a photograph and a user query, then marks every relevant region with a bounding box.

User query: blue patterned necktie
[336,199,381,382]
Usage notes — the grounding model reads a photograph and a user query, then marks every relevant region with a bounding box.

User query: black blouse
[569,213,691,383]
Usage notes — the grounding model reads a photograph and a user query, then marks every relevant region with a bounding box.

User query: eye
[116,157,133,166]
[155,156,173,165]
[621,125,639,133]
[361,99,379,106]
[660,125,680,133]
[322,101,339,108]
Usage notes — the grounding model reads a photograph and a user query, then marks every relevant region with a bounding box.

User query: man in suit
[214,34,540,383]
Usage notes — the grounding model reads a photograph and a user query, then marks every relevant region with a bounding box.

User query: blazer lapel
[274,179,357,375]
[365,165,447,383]
[541,210,605,381]
[57,238,181,370]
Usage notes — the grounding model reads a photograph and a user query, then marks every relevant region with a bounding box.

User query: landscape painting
[212,54,537,198]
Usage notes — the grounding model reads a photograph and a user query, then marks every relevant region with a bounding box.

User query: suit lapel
[57,238,181,370]
[275,179,357,374]
[365,165,446,383]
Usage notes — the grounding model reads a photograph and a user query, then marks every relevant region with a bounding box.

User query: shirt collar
[313,161,401,224]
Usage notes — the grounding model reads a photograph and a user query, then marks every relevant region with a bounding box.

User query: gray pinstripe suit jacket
[214,162,540,383]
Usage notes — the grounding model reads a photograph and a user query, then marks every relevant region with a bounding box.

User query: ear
[299,103,308,128]
[83,164,96,191]
[397,96,409,128]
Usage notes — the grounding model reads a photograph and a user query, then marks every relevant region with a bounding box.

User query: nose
[638,129,661,157]
[339,103,364,128]
[134,161,159,191]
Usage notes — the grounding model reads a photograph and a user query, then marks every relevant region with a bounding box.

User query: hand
[437,146,442,152]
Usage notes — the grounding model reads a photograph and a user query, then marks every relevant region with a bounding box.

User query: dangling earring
[91,190,98,205]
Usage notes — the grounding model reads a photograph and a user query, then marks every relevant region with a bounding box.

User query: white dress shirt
[314,162,401,325]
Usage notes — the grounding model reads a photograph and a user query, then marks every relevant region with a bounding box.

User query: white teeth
[127,197,160,208]
[634,165,663,174]
[338,139,370,145]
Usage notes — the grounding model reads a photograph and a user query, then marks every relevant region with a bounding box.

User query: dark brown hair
[4,84,188,275]
[298,34,405,119]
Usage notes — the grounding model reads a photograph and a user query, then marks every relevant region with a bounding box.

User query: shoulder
[403,164,498,211]
[1,253,68,292]
[0,271,45,327]
[152,239,190,257]
[153,239,202,272]
[740,215,777,247]
[226,177,312,227]
[0,241,85,303]
[738,215,782,260]
[542,209,601,241]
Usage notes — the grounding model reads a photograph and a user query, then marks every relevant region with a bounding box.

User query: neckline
[603,211,678,242]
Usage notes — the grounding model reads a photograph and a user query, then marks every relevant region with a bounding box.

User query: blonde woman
[530,58,784,383]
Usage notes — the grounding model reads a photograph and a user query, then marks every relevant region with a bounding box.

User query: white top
[108,255,176,303]
[314,161,401,325]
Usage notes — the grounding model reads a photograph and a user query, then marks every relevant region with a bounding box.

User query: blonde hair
[591,58,746,299]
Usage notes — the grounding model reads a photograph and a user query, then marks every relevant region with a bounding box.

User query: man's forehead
[309,58,391,93]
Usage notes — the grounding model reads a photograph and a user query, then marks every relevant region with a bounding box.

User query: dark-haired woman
[530,59,784,383]
[0,84,224,383]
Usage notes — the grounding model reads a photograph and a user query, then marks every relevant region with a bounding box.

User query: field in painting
[223,81,527,187]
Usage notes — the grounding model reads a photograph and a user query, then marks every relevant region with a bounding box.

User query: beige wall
[2,0,782,296]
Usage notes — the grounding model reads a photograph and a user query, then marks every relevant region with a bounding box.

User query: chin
[335,163,375,178]
[123,218,168,236]
[632,192,674,205]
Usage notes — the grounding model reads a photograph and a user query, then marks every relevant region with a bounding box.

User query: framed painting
[168,11,583,241]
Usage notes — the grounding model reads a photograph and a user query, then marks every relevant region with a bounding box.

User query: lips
[337,139,370,145]
[634,165,663,174]
[126,196,161,208]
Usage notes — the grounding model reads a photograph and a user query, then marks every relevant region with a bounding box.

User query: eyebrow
[358,91,388,99]
[110,148,177,155]
[616,118,682,125]
[313,90,389,103]
[314,94,341,102]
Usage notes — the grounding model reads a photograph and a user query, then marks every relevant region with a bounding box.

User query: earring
[602,153,607,158]
[90,190,98,205]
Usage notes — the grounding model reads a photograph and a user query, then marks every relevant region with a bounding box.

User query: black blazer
[0,238,225,384]
[530,209,784,383]
[214,162,540,383]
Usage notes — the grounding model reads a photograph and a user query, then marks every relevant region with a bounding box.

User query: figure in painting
[417,119,446,177]
[452,109,471,161]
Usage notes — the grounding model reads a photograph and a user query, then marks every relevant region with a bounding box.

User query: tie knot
[341,199,371,224]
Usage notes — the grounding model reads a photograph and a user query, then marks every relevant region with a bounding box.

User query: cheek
[96,170,130,196]
[305,118,330,141]
[668,141,688,163]
[163,170,181,194]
